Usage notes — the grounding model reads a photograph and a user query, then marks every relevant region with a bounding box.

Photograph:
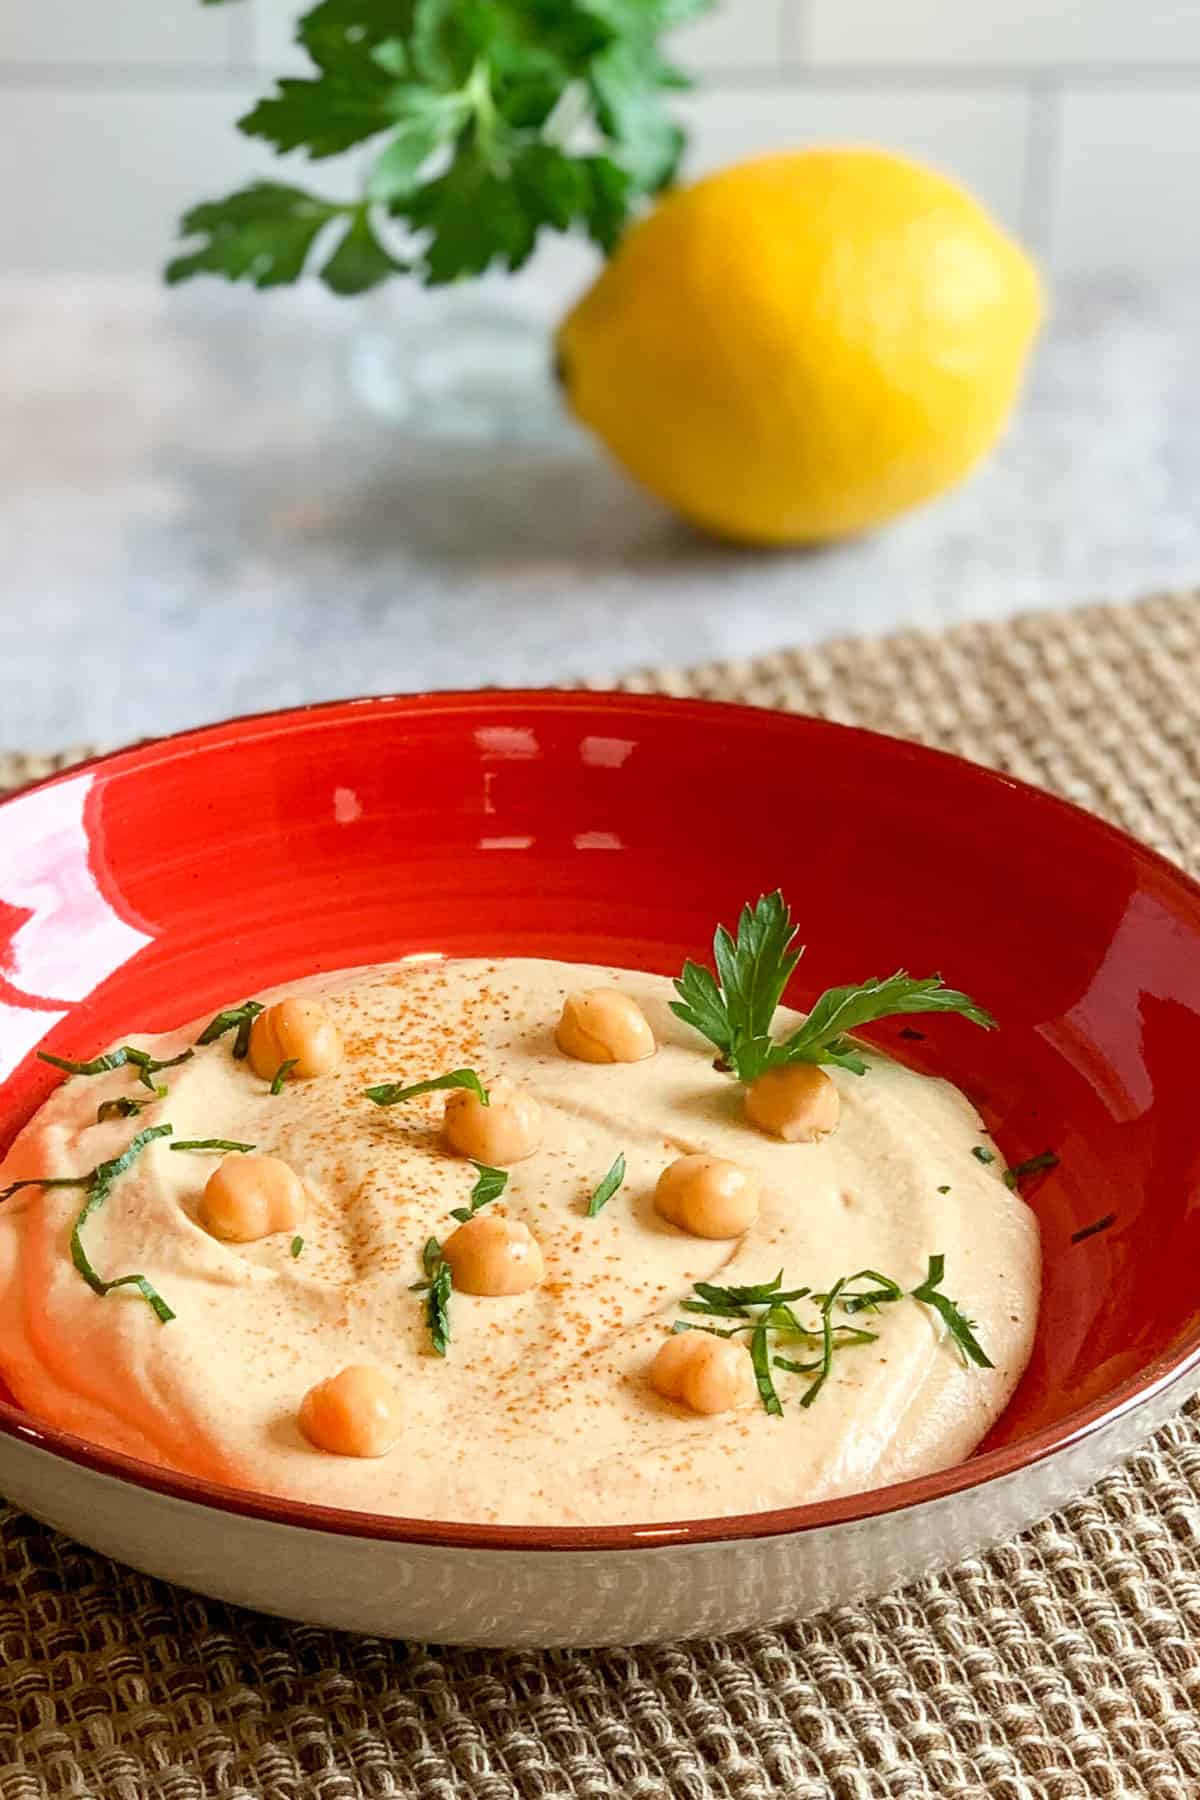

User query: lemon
[556,147,1042,545]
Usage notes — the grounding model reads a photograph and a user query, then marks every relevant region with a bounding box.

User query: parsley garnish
[972,1145,996,1164]
[290,1235,305,1258]
[169,1139,256,1155]
[270,1058,299,1095]
[1071,1211,1116,1245]
[40,1046,193,1091]
[586,1152,626,1218]
[671,1255,991,1414]
[1,1124,176,1322]
[97,1090,165,1123]
[671,892,995,1083]
[450,1162,508,1225]
[365,1069,489,1108]
[1003,1150,1060,1189]
[410,1236,452,1357]
[167,0,712,294]
[196,1000,264,1060]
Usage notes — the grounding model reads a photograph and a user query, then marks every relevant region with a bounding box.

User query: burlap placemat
[3,589,1200,1800]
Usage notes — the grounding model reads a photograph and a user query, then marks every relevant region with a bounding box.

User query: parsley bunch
[169,0,713,293]
[671,892,996,1083]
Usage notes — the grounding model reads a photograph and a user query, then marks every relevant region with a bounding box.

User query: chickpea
[745,1064,841,1142]
[299,1365,403,1457]
[654,1154,761,1239]
[556,988,656,1064]
[442,1212,544,1296]
[649,1331,756,1416]
[200,1153,306,1243]
[248,997,342,1083]
[443,1076,542,1165]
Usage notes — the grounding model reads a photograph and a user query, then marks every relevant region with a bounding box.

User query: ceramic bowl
[1,693,1198,1648]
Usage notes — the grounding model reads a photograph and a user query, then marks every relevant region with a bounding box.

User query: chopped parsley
[586,1152,626,1218]
[365,1068,489,1108]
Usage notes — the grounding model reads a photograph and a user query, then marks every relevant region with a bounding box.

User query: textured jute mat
[2,589,1200,1800]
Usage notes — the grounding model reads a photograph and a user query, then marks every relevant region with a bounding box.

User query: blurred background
[1,0,1198,751]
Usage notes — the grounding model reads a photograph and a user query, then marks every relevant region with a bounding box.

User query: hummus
[0,958,1040,1525]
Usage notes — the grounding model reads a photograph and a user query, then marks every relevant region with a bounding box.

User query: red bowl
[1,692,1198,1644]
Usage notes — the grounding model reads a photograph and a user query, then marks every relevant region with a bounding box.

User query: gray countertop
[1,272,1197,754]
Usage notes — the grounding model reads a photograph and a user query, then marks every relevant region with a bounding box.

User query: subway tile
[671,0,785,73]
[1053,87,1200,274]
[0,89,267,274]
[679,86,1033,235]
[807,0,1200,67]
[0,0,234,67]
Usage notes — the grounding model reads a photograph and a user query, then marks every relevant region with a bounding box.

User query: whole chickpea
[248,997,342,1083]
[654,1154,761,1239]
[744,1064,841,1142]
[649,1331,756,1416]
[556,988,656,1064]
[299,1365,403,1457]
[443,1076,541,1164]
[200,1152,306,1242]
[442,1213,544,1296]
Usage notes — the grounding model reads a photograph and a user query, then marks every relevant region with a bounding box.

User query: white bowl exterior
[2,1369,1196,1647]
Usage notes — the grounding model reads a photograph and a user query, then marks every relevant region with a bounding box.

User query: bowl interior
[2,692,1199,1490]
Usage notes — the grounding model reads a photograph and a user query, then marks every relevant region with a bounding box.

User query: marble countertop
[1,273,1197,754]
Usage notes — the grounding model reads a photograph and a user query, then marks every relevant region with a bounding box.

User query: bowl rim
[2,687,1198,1555]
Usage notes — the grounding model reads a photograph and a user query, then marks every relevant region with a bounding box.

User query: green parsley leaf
[68,1126,177,1323]
[586,1151,626,1217]
[195,1000,265,1057]
[910,1254,993,1368]
[40,1046,193,1090]
[774,973,996,1077]
[1003,1150,1060,1189]
[169,1139,257,1155]
[749,1319,783,1417]
[972,1145,996,1164]
[270,1058,299,1096]
[411,1233,452,1356]
[364,1068,489,1107]
[97,1094,160,1123]
[290,1235,305,1258]
[449,1161,509,1223]
[166,186,345,289]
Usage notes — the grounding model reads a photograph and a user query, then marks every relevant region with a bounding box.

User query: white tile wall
[1053,89,1200,274]
[1,0,1199,278]
[806,0,1200,68]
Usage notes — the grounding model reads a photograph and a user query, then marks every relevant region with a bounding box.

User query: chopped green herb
[270,1058,299,1095]
[1003,1150,1060,1189]
[1071,1211,1116,1245]
[169,1139,257,1155]
[17,1124,180,1322]
[936,1184,951,1194]
[450,1161,509,1224]
[97,1090,166,1123]
[40,1045,193,1091]
[670,891,995,1083]
[586,1152,626,1217]
[972,1146,996,1164]
[364,1068,489,1107]
[410,1236,453,1355]
[290,1235,304,1258]
[910,1254,993,1368]
[671,1254,990,1414]
[195,1000,264,1060]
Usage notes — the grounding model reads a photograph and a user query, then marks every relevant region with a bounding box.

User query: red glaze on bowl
[1,693,1198,1577]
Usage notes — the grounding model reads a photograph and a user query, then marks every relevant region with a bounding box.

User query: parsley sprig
[411,1236,453,1357]
[673,1255,992,1414]
[196,1000,264,1060]
[1,1124,176,1323]
[365,1068,489,1108]
[168,0,713,294]
[586,1152,626,1217]
[671,892,995,1083]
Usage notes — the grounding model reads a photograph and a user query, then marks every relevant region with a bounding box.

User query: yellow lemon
[556,147,1043,545]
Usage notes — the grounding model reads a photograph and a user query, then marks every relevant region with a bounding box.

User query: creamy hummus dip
[0,958,1039,1525]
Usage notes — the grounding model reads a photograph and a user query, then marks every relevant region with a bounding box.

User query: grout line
[1021,81,1062,262]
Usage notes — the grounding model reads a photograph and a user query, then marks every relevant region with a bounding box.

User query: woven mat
[3,589,1200,1800]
